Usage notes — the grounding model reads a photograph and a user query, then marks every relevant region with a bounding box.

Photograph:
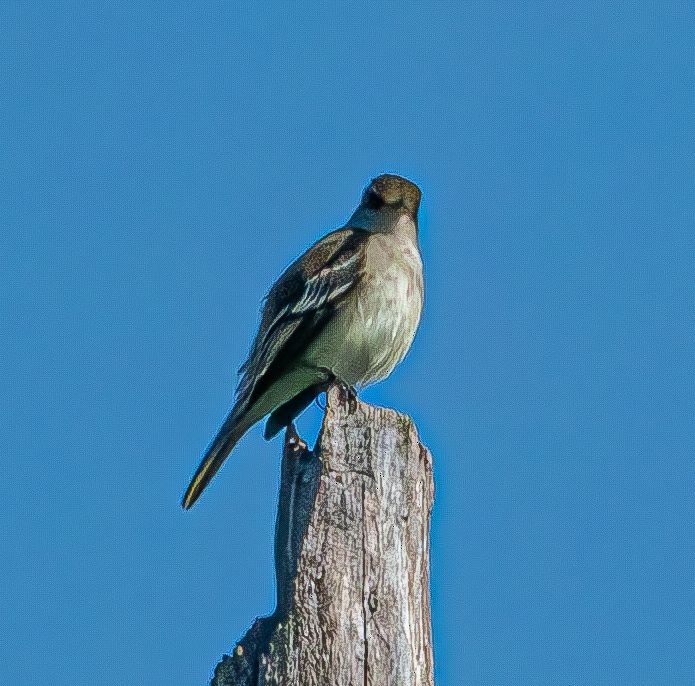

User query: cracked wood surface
[212,386,434,686]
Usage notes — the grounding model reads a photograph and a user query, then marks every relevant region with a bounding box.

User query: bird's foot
[334,379,358,414]
[285,423,308,452]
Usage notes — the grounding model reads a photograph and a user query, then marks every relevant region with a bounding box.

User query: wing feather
[234,228,367,413]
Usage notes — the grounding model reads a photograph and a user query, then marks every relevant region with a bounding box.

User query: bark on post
[211,385,435,686]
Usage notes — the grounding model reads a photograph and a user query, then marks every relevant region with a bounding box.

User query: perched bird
[182,174,424,509]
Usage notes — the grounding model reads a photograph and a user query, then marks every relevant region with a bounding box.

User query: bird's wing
[235,227,368,413]
[182,227,368,509]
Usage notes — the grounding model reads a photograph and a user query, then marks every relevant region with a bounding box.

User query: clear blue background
[2,2,693,684]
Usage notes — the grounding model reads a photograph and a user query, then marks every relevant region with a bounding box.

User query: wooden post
[211,385,435,686]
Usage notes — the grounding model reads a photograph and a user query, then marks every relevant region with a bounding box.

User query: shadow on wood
[211,385,434,686]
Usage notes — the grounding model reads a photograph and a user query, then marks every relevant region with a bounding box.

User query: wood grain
[212,386,434,686]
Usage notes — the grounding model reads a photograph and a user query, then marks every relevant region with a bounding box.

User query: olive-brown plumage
[182,174,423,508]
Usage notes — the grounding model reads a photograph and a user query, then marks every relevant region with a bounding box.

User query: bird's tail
[183,368,330,508]
[182,410,251,509]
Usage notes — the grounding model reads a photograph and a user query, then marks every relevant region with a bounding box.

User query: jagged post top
[212,388,434,686]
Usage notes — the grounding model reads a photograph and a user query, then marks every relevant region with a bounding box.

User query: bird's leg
[315,368,357,414]
[313,373,333,411]
[285,422,308,452]
[334,379,358,414]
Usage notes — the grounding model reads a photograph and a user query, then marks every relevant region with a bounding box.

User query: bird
[182,174,424,509]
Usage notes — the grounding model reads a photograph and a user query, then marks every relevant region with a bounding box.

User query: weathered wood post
[211,385,435,686]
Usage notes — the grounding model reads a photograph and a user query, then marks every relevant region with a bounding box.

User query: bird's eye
[365,190,385,209]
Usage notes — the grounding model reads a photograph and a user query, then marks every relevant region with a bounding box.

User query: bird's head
[362,174,421,217]
[348,174,422,234]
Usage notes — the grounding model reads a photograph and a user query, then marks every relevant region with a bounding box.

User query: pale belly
[306,233,423,387]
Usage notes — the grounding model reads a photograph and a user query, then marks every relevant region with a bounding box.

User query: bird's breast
[344,232,423,386]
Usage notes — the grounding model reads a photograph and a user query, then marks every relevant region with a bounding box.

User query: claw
[335,379,358,414]
[285,423,308,452]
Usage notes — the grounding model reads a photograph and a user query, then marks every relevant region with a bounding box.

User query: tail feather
[183,368,331,508]
[263,383,325,440]
[182,413,248,509]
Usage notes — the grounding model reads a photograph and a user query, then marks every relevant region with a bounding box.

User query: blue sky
[2,2,693,684]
